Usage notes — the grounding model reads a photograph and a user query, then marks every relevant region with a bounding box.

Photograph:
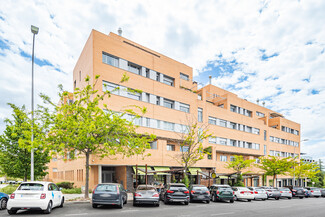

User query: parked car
[0,192,9,210]
[133,185,160,207]
[248,187,267,200]
[285,186,305,199]
[265,188,281,200]
[189,185,210,203]
[303,188,311,198]
[278,187,292,199]
[320,189,325,197]
[92,183,127,209]
[6,181,64,215]
[232,187,254,202]
[305,187,321,198]
[160,183,189,205]
[210,185,234,203]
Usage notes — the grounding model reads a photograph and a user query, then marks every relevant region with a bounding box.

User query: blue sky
[0,0,325,161]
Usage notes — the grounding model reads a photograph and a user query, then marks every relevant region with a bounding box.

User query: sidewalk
[64,193,133,202]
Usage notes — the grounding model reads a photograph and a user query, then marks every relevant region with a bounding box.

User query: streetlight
[293,139,308,187]
[31,25,39,181]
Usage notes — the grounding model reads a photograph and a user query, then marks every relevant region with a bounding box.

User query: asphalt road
[1,197,324,217]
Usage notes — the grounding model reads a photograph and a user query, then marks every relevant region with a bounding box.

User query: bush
[182,174,190,188]
[0,184,19,195]
[56,182,74,189]
[61,188,82,194]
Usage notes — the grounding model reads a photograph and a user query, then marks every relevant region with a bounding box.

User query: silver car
[248,187,267,200]
[278,187,292,199]
[306,187,321,198]
[133,185,160,206]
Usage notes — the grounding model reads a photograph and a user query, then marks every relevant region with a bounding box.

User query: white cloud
[0,0,325,160]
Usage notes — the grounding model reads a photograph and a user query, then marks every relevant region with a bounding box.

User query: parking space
[1,197,324,217]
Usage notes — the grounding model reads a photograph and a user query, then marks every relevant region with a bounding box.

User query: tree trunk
[24,173,27,182]
[85,152,90,199]
[273,175,276,187]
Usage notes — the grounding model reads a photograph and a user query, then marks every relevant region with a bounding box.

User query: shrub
[56,182,74,189]
[0,184,19,195]
[182,174,190,188]
[61,188,82,194]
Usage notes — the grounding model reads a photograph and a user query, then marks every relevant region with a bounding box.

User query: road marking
[121,210,140,212]
[211,212,235,216]
[65,214,89,216]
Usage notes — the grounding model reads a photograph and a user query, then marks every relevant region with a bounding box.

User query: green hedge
[56,182,74,189]
[61,188,82,194]
[0,184,19,195]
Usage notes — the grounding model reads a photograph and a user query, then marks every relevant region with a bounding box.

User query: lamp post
[31,25,39,181]
[293,139,308,187]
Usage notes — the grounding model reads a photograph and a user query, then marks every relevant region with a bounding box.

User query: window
[246,126,252,133]
[179,103,190,113]
[150,141,157,149]
[156,96,161,105]
[145,68,150,78]
[74,80,76,90]
[156,72,160,82]
[163,75,174,86]
[247,142,253,149]
[127,90,141,101]
[246,110,252,117]
[180,72,189,81]
[144,93,150,102]
[220,155,227,162]
[167,144,175,151]
[163,99,174,109]
[269,150,274,156]
[198,94,202,100]
[219,138,227,145]
[103,81,118,93]
[253,128,260,135]
[209,137,217,144]
[79,71,81,81]
[218,104,224,108]
[256,111,265,117]
[255,158,260,163]
[128,62,141,74]
[102,52,119,67]
[198,108,203,122]
[180,146,189,152]
[230,139,237,147]
[219,119,227,127]
[208,117,217,125]
[143,117,150,127]
[230,105,237,112]
[230,122,237,129]
[264,130,267,141]
[163,121,175,131]
[255,144,260,150]
[230,156,235,162]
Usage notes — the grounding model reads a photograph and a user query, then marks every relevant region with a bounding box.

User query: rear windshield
[193,187,209,191]
[170,186,187,191]
[279,188,290,191]
[18,183,44,191]
[137,186,156,191]
[219,187,232,191]
[96,185,117,192]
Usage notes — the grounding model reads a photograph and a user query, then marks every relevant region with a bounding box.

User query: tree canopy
[225,155,255,186]
[0,104,50,181]
[41,74,155,198]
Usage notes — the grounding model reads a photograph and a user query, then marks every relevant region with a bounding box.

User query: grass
[0,184,19,195]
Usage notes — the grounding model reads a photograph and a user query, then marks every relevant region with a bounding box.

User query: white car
[278,187,292,199]
[232,187,255,201]
[7,181,64,215]
[248,187,267,200]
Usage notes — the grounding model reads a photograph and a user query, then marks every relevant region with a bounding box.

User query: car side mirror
[59,187,63,191]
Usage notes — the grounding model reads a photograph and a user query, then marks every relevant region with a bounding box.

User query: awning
[219,176,229,179]
[153,167,170,175]
[189,167,202,175]
[133,166,147,175]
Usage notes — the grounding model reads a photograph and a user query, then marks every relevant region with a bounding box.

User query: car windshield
[219,187,232,191]
[279,188,289,191]
[137,186,156,191]
[96,185,117,192]
[193,187,208,191]
[18,183,44,191]
[170,186,187,191]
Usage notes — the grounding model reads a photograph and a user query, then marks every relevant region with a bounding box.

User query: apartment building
[46,29,302,190]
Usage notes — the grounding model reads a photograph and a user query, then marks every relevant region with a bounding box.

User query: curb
[66,199,134,204]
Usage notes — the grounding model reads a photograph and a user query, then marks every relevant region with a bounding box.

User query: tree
[258,156,294,187]
[0,104,50,181]
[173,120,211,187]
[316,160,325,187]
[225,155,255,186]
[41,75,155,198]
[290,161,319,185]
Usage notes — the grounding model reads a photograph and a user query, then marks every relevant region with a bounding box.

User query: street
[1,197,324,217]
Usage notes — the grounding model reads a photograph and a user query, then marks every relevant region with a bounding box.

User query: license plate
[101,194,111,197]
[173,199,184,202]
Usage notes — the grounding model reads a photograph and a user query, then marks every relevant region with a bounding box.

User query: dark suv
[189,185,210,203]
[210,185,234,203]
[160,183,190,205]
[285,186,304,199]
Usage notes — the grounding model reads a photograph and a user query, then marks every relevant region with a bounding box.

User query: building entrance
[102,166,116,183]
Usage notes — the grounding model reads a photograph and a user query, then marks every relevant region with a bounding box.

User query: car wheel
[299,197,303,199]
[262,199,266,201]
[124,196,127,204]
[184,201,189,205]
[248,199,251,202]
[92,204,98,208]
[212,194,217,202]
[118,199,124,209]
[234,195,238,201]
[0,198,7,210]
[59,197,64,208]
[156,202,160,207]
[288,197,292,200]
[7,209,17,215]
[275,197,280,200]
[206,200,210,204]
[230,199,234,203]
[315,196,320,198]
[164,196,169,205]
[44,201,53,214]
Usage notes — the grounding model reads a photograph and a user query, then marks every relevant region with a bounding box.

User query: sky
[0,0,324,161]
